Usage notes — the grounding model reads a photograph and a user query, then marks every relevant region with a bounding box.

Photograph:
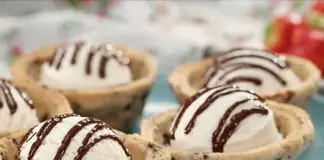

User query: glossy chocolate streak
[0,81,17,114]
[205,49,289,87]
[219,63,287,86]
[212,108,268,152]
[211,98,255,151]
[49,44,130,80]
[56,50,66,70]
[54,118,101,160]
[11,84,34,109]
[99,56,109,78]
[71,42,84,65]
[225,76,262,86]
[86,51,95,75]
[204,68,218,88]
[17,90,34,109]
[49,50,58,66]
[220,54,287,69]
[184,88,264,134]
[169,86,224,139]
[76,123,105,155]
[26,114,77,160]
[74,134,131,160]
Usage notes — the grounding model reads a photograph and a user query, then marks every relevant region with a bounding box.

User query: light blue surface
[139,74,324,160]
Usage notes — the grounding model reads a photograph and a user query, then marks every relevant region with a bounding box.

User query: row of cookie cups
[0,100,314,160]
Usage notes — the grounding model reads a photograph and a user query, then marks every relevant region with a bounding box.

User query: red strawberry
[289,22,324,76]
[312,0,324,13]
[265,14,298,53]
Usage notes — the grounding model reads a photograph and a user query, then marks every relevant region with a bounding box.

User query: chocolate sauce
[212,108,268,152]
[99,55,109,78]
[49,50,58,67]
[225,76,262,86]
[76,123,105,155]
[0,81,17,114]
[74,134,131,160]
[184,87,263,134]
[49,43,130,80]
[85,51,95,75]
[220,54,287,69]
[26,114,77,160]
[56,50,66,70]
[169,86,223,139]
[20,125,36,151]
[16,90,34,109]
[220,63,287,86]
[54,118,101,160]
[21,115,130,159]
[71,42,84,65]
[169,86,269,153]
[204,48,289,87]
[211,98,254,148]
[10,83,34,109]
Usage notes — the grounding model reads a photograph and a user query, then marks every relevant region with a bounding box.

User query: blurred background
[0,0,323,105]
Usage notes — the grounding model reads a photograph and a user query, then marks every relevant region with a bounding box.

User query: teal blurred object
[298,94,324,160]
[137,74,324,160]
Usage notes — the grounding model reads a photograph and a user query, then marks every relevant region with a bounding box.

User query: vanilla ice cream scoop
[0,79,39,133]
[168,85,282,153]
[19,114,132,160]
[204,48,301,95]
[39,42,132,90]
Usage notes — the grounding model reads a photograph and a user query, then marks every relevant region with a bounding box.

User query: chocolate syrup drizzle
[0,80,33,114]
[224,76,262,86]
[48,43,130,79]
[169,86,268,152]
[71,42,84,65]
[54,118,101,159]
[20,114,131,160]
[204,48,289,87]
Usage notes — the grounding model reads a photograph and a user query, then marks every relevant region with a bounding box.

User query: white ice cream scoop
[0,79,39,133]
[19,114,131,160]
[204,48,301,95]
[168,85,282,152]
[39,42,132,90]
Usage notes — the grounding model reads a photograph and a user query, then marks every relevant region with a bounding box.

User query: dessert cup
[0,130,166,160]
[0,78,72,137]
[169,55,321,107]
[11,44,157,131]
[141,100,314,160]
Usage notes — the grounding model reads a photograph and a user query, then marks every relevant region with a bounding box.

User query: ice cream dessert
[0,79,39,134]
[141,85,314,159]
[204,48,301,95]
[12,42,156,132]
[39,42,132,90]
[19,114,132,160]
[169,47,321,107]
[168,85,282,152]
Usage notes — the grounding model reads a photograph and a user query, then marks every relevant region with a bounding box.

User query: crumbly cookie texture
[141,101,314,160]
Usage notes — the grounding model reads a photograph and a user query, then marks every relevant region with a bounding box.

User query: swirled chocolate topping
[0,79,33,114]
[48,42,130,79]
[20,114,131,160]
[169,85,270,152]
[204,48,292,88]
